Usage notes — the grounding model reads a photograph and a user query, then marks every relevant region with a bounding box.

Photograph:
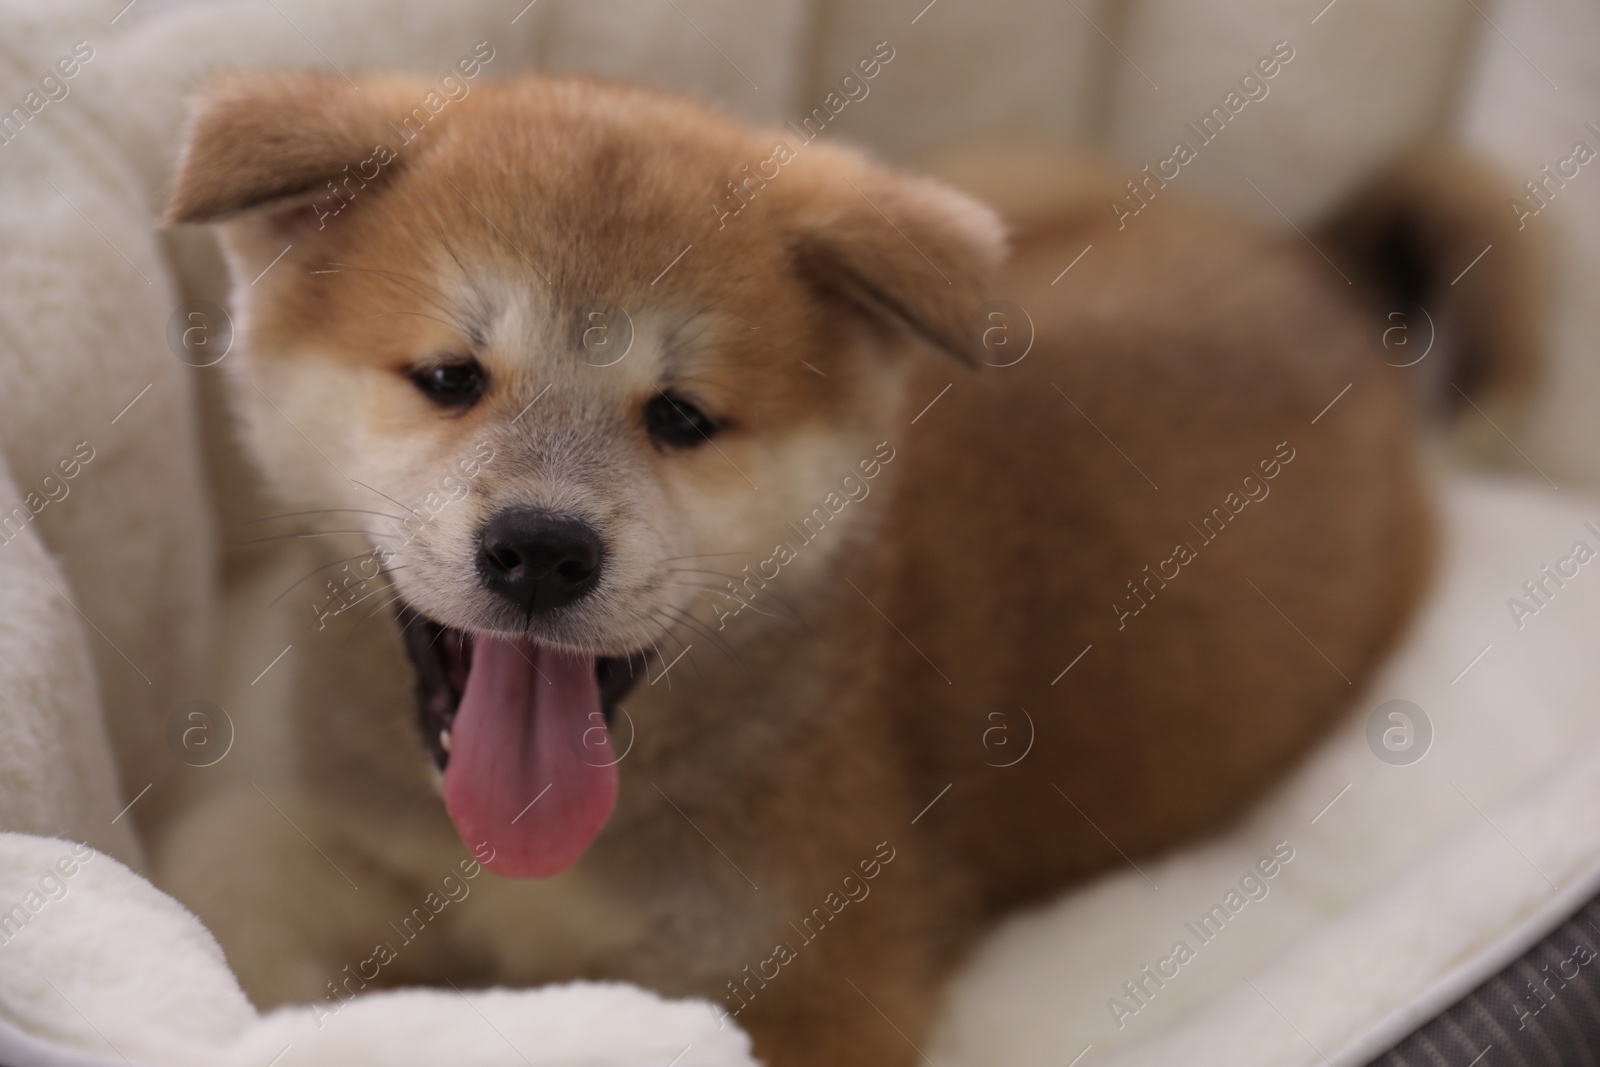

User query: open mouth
[398,606,648,879]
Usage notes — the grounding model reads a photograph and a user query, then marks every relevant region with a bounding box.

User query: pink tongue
[442,637,618,878]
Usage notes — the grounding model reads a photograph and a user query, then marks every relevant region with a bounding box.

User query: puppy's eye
[645,392,719,448]
[409,360,486,407]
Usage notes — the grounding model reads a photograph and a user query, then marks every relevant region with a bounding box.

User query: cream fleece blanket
[2,0,1597,1064]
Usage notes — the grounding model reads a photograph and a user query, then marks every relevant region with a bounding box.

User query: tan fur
[159,74,1524,1065]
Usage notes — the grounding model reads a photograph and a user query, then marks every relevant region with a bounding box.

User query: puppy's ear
[1316,145,1545,416]
[789,147,1006,367]
[165,72,412,227]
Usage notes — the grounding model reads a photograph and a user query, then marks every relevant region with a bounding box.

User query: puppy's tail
[1315,145,1547,428]
[928,138,1545,453]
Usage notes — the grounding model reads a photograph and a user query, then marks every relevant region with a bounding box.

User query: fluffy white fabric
[2,0,1598,1065]
[0,833,753,1067]
[0,0,214,860]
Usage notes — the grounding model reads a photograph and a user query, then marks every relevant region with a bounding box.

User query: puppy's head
[168,72,1001,876]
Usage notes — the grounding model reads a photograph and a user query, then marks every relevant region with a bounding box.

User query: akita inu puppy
[162,72,1534,1066]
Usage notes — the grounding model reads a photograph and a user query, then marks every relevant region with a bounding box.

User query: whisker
[751,584,810,632]
[663,578,737,594]
[355,585,411,630]
[270,550,389,608]
[646,635,671,689]
[349,479,421,524]
[339,588,408,648]
[676,561,806,628]
[329,578,402,616]
[248,507,407,526]
[660,603,745,672]
[681,587,736,607]
[428,622,452,650]
[237,529,376,548]
[662,297,733,351]
[433,224,492,329]
[396,603,428,641]
[667,566,740,581]
[647,610,705,681]
[366,309,466,332]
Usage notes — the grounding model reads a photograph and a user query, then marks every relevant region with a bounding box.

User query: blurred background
[107,0,1600,493]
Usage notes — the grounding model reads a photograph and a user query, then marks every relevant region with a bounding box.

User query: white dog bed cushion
[0,833,755,1067]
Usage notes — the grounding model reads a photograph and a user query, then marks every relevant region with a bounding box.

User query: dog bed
[5,474,1597,1067]
[3,0,1599,1064]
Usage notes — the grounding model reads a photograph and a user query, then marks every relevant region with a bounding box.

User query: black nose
[478,510,604,615]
